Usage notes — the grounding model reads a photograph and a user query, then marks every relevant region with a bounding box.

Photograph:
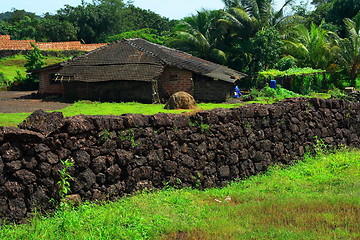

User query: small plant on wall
[119,129,140,147]
[189,120,210,133]
[57,159,74,200]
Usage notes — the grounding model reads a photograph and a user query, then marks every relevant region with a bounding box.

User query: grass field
[0,147,358,239]
[0,92,332,127]
[0,54,67,82]
[0,100,263,127]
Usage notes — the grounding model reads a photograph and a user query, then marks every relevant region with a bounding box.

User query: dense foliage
[259,67,325,78]
[0,0,359,89]
[0,0,172,43]
[106,28,170,44]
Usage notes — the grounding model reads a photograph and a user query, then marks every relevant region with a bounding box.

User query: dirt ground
[0,91,70,113]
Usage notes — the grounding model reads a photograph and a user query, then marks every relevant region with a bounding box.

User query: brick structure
[38,66,64,95]
[159,66,194,97]
[0,35,106,51]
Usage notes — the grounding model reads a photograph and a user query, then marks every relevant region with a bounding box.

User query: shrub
[275,56,297,71]
[0,73,11,87]
[250,85,299,101]
[328,88,348,100]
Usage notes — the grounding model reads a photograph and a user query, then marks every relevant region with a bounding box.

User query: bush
[328,88,348,100]
[250,85,299,101]
[275,56,297,71]
[327,70,353,89]
[292,75,322,95]
[11,71,38,91]
[106,28,169,44]
[0,72,11,87]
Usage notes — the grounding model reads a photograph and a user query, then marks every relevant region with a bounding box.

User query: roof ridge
[58,41,113,67]
[123,38,239,72]
[123,38,209,67]
[129,38,194,56]
[123,38,168,65]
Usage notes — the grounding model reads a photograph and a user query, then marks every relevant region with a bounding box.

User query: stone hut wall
[193,74,234,102]
[63,81,153,103]
[0,98,359,221]
[158,66,194,98]
[38,67,64,95]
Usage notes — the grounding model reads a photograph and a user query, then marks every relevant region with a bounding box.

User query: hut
[34,38,246,103]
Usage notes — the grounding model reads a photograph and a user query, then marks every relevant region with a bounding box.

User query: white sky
[0,0,300,20]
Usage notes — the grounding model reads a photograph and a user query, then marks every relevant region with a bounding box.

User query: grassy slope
[0,54,67,81]
[0,148,359,239]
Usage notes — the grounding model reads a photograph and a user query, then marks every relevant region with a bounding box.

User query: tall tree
[24,43,45,71]
[333,17,360,86]
[251,27,283,71]
[221,0,299,34]
[218,0,298,72]
[283,21,337,69]
[119,5,171,34]
[55,0,126,43]
[308,0,360,37]
[168,10,227,65]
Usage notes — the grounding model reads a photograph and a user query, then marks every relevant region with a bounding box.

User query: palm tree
[218,0,302,72]
[167,10,227,65]
[333,18,360,86]
[220,0,300,37]
[282,21,338,69]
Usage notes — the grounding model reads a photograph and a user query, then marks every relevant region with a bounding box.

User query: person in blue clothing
[234,85,242,98]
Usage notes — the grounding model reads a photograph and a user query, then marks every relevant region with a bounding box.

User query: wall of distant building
[0,35,107,51]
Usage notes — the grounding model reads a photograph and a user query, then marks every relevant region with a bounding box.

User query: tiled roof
[53,38,246,83]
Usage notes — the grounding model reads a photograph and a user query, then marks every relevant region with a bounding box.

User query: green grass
[0,54,67,82]
[61,100,265,116]
[0,95,330,127]
[0,148,359,239]
[0,112,31,127]
[0,100,262,127]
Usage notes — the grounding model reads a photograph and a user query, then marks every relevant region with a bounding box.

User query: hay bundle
[164,91,197,109]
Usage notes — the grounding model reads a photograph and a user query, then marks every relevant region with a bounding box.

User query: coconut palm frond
[224,8,249,29]
[210,48,228,65]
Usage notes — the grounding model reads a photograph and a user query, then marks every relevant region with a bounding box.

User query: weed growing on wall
[0,73,11,87]
[313,136,329,155]
[119,129,140,147]
[57,159,74,200]
[189,121,210,133]
[99,130,111,142]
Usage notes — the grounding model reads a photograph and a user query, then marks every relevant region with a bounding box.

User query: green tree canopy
[106,28,169,44]
[333,17,360,86]
[283,21,338,69]
[24,43,45,72]
[168,10,227,65]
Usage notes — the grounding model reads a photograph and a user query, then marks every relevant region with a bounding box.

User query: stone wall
[0,98,359,221]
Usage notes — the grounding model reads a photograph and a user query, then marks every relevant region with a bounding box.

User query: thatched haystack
[164,91,197,109]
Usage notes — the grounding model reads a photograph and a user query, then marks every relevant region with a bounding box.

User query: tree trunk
[350,64,357,87]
